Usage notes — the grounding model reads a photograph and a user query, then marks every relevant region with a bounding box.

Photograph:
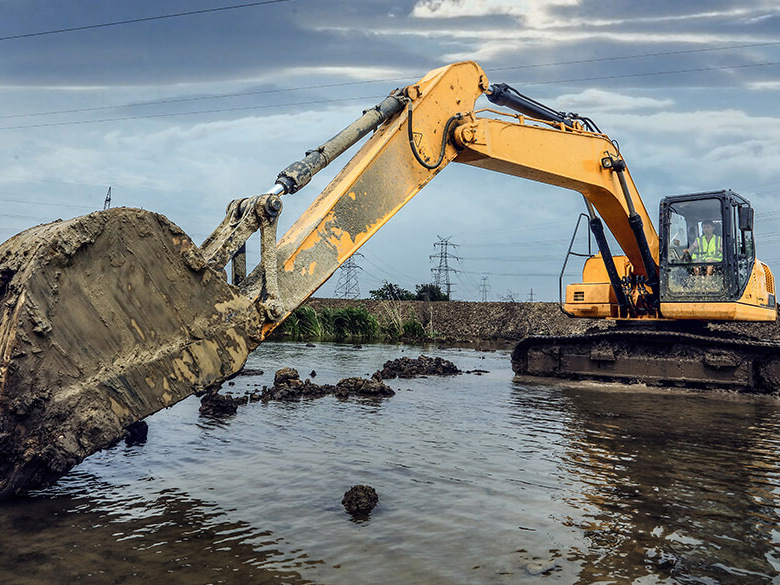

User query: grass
[274,304,430,343]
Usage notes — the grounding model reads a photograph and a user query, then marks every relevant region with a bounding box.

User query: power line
[0,95,379,131]
[0,0,296,42]
[521,60,780,87]
[0,79,398,121]
[490,40,780,72]
[0,197,94,210]
[4,58,776,133]
[3,41,780,123]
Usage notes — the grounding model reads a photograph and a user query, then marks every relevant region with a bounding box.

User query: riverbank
[302,298,780,346]
[301,299,605,347]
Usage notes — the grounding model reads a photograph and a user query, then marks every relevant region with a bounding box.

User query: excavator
[1,61,778,499]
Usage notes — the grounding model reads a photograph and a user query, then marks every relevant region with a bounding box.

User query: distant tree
[369,281,415,301]
[415,283,448,301]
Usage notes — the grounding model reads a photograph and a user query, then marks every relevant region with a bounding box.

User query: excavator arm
[0,61,708,499]
[226,61,659,337]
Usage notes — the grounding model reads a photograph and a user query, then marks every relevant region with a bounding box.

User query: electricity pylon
[430,236,459,299]
[479,276,491,302]
[334,253,363,299]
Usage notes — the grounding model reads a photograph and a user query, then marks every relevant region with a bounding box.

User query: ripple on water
[2,342,780,584]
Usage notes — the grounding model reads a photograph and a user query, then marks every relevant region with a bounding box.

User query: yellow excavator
[1,61,777,499]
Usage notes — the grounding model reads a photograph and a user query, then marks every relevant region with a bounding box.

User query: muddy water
[2,342,780,584]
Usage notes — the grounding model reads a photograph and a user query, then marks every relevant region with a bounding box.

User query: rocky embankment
[304,299,780,345]
[305,299,604,346]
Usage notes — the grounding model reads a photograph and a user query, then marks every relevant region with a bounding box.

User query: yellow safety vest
[693,234,722,262]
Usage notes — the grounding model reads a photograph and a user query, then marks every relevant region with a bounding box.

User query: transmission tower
[479,276,491,302]
[430,236,459,299]
[334,253,363,299]
[103,186,112,210]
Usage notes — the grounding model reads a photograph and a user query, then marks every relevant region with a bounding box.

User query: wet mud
[342,484,379,519]
[199,354,471,416]
[260,367,395,402]
[0,208,262,499]
[375,355,461,379]
[200,366,398,415]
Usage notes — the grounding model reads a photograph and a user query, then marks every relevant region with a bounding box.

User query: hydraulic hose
[406,102,463,170]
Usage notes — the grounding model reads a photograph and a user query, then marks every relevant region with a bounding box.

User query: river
[1,342,779,584]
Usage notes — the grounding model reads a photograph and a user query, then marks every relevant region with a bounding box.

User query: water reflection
[4,342,780,585]
[0,471,315,585]
[554,386,780,583]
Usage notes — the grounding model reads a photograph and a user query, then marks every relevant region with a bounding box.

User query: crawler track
[512,328,780,393]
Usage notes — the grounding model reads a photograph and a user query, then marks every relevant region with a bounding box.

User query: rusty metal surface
[0,208,263,499]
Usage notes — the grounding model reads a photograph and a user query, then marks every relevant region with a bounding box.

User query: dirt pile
[260,368,395,402]
[342,484,379,518]
[376,355,461,379]
[199,391,262,418]
[200,355,469,412]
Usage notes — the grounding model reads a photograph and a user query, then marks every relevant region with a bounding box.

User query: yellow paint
[172,352,198,382]
[130,319,146,341]
[661,301,775,321]
[300,262,318,276]
[108,397,130,419]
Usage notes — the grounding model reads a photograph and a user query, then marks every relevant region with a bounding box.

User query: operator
[684,219,722,275]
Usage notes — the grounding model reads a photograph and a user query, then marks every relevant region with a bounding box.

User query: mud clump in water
[261,368,394,402]
[123,420,149,446]
[236,368,264,377]
[342,484,378,518]
[333,377,395,398]
[199,392,242,418]
[375,355,461,380]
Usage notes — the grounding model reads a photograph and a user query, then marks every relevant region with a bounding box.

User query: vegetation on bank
[369,281,449,301]
[273,304,433,343]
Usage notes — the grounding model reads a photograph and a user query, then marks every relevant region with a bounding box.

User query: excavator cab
[658,190,775,320]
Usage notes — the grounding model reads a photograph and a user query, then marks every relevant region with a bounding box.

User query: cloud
[411,0,578,25]
[2,0,779,300]
[553,89,675,113]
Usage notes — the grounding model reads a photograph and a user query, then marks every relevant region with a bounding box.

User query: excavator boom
[0,61,775,499]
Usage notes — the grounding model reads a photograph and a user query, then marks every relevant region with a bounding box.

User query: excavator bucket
[0,207,263,499]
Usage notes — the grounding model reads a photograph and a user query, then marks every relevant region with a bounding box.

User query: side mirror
[738,206,754,231]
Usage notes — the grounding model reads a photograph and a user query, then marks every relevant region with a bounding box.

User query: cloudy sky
[1,0,779,301]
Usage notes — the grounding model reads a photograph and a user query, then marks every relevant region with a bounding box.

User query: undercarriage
[512,326,780,393]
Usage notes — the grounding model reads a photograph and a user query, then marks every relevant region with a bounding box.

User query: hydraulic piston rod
[275,92,407,195]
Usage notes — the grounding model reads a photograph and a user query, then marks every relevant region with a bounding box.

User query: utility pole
[479,276,491,302]
[527,288,536,302]
[103,186,112,210]
[430,235,459,300]
[334,253,363,299]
